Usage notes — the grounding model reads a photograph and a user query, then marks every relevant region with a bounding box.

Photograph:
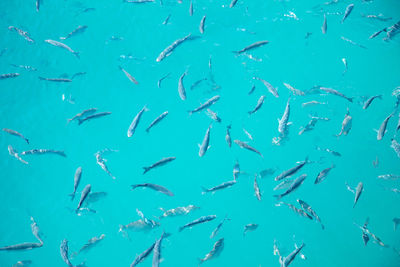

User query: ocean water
[1,0,400,266]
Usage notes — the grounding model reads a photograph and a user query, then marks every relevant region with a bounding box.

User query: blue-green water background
[1,0,400,266]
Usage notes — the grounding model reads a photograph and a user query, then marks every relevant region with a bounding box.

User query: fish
[363,95,382,109]
[278,97,291,137]
[20,149,66,157]
[202,180,236,194]
[391,139,400,158]
[0,242,42,251]
[69,167,82,201]
[273,174,307,200]
[159,205,199,219]
[321,14,327,34]
[131,183,174,196]
[189,1,193,16]
[229,0,238,8]
[162,14,171,25]
[283,83,305,96]
[281,243,305,267]
[274,157,308,181]
[44,39,79,58]
[188,95,220,115]
[127,106,148,137]
[297,199,324,229]
[156,33,192,62]
[316,146,341,157]
[298,118,318,135]
[119,66,139,85]
[341,36,367,49]
[248,95,266,115]
[2,128,29,144]
[233,160,240,180]
[378,174,400,180]
[190,78,207,90]
[95,150,115,179]
[8,26,35,43]
[60,239,74,267]
[353,182,363,208]
[210,216,230,239]
[341,4,354,23]
[320,87,352,102]
[36,0,40,11]
[130,242,155,267]
[8,145,28,164]
[393,218,400,231]
[275,202,313,220]
[233,41,269,54]
[397,113,400,131]
[384,20,400,41]
[243,128,253,140]
[234,140,263,157]
[336,109,352,136]
[369,28,387,39]
[143,157,176,174]
[68,108,97,123]
[0,73,20,79]
[253,77,279,97]
[146,111,168,133]
[72,234,105,257]
[38,77,72,82]
[225,125,232,148]
[199,15,206,34]
[12,260,32,267]
[30,217,43,244]
[152,232,169,267]
[76,184,91,213]
[60,25,88,40]
[76,111,111,125]
[199,124,212,157]
[178,72,187,100]
[179,215,217,232]
[254,175,262,200]
[243,224,258,236]
[206,109,222,123]
[248,85,256,95]
[273,179,294,191]
[157,73,170,88]
[377,112,394,141]
[119,210,159,236]
[199,238,224,264]
[314,165,335,184]
[124,0,155,3]
[10,64,37,71]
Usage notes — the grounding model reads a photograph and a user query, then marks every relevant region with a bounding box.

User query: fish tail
[142,167,150,174]
[38,76,45,80]
[69,193,75,201]
[74,51,80,59]
[201,187,208,195]
[187,110,193,115]
[77,119,83,125]
[178,226,184,232]
[131,184,139,190]
[25,138,29,144]
[347,97,353,103]
[273,194,282,200]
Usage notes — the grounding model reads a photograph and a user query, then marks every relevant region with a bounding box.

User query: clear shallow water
[1,0,400,266]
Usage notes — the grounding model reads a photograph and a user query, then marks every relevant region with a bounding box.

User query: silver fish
[0,73,20,79]
[248,95,266,115]
[377,112,394,141]
[38,77,72,82]
[243,224,258,236]
[0,242,42,251]
[68,108,97,123]
[230,0,238,8]
[178,72,187,100]
[297,199,324,229]
[234,140,263,157]
[341,4,354,23]
[72,234,105,257]
[156,33,192,62]
[393,218,400,231]
[124,0,155,3]
[248,85,256,95]
[210,216,230,239]
[3,128,29,144]
[60,239,73,267]
[353,182,363,208]
[8,26,35,43]
[281,243,305,267]
[275,202,313,220]
[199,15,206,34]
[146,111,168,132]
[206,109,222,123]
[254,175,262,200]
[336,109,352,136]
[10,64,37,71]
[363,95,382,109]
[159,205,199,219]
[130,242,155,267]
[275,157,308,181]
[234,41,269,54]
[143,157,176,174]
[95,150,115,179]
[199,124,212,157]
[36,0,40,11]
[60,25,88,40]
[314,165,335,184]
[322,14,327,34]
[384,20,400,41]
[119,66,139,85]
[253,77,279,97]
[76,184,91,212]
[188,95,220,114]
[320,87,353,102]
[179,215,216,232]
[391,139,400,158]
[199,238,224,264]
[77,112,111,125]
[127,105,148,137]
[131,183,174,196]
[20,149,66,157]
[189,1,193,16]
[30,217,43,244]
[273,174,307,200]
[69,167,82,201]
[278,97,291,136]
[233,160,240,180]
[225,125,232,148]
[8,145,28,164]
[283,83,305,96]
[152,232,168,267]
[157,73,170,88]
[341,36,367,49]
[45,40,79,58]
[377,174,400,180]
[273,179,294,191]
[202,180,236,194]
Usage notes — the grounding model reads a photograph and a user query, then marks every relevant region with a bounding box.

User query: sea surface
[1,0,400,266]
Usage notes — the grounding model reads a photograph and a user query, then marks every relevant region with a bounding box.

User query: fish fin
[273,194,282,200]
[25,139,29,144]
[201,187,208,195]
[74,52,80,59]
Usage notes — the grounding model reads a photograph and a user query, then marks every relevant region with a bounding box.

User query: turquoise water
[1,0,400,266]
